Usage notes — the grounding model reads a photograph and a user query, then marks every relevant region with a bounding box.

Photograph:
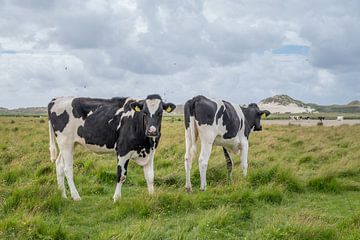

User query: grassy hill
[260,95,360,113]
[0,107,47,116]
[260,94,309,108]
[1,116,360,239]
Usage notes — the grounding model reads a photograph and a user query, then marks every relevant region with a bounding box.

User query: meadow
[0,116,360,239]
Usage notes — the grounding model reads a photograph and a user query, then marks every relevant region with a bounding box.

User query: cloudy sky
[0,0,359,108]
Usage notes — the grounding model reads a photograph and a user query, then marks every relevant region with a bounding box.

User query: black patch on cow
[185,95,217,128]
[124,160,129,176]
[77,105,121,149]
[48,100,69,133]
[222,101,240,139]
[71,97,130,149]
[117,165,122,182]
[72,97,127,120]
[146,94,162,100]
[216,105,224,124]
[184,99,193,129]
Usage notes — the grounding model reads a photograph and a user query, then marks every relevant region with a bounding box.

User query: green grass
[1,117,360,239]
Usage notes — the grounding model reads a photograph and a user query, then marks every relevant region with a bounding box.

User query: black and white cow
[184,95,270,192]
[48,95,175,201]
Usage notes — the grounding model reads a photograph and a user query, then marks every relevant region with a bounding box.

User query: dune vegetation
[0,116,360,239]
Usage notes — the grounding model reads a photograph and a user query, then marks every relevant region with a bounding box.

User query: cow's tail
[184,99,198,161]
[48,120,58,162]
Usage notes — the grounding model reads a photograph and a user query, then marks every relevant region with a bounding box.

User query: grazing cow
[184,95,270,192]
[48,95,175,201]
[337,116,344,121]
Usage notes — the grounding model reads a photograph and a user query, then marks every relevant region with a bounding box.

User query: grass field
[1,116,360,239]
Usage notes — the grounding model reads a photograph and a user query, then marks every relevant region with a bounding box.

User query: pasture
[1,116,360,239]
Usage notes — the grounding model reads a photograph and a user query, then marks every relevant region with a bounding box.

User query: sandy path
[262,119,360,126]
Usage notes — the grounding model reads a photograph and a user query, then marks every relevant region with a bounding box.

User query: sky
[0,0,359,108]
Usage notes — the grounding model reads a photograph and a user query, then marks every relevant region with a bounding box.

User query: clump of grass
[292,140,304,147]
[39,191,66,214]
[229,189,255,207]
[257,186,284,205]
[156,174,183,187]
[307,175,341,193]
[262,224,338,240]
[248,166,303,192]
[155,192,193,214]
[3,171,18,185]
[113,197,152,219]
[299,155,313,164]
[2,191,22,213]
[39,119,46,123]
[36,165,52,177]
[97,170,117,184]
[0,152,16,164]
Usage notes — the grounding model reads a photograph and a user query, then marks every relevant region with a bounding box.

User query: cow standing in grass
[48,95,175,201]
[184,95,270,192]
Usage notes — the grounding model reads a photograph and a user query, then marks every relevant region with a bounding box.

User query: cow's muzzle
[146,126,159,137]
[254,126,262,131]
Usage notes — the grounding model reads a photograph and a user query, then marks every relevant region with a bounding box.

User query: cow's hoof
[185,187,192,193]
[113,195,121,202]
[200,188,206,192]
[72,195,81,201]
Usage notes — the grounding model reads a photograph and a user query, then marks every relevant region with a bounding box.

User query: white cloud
[0,0,359,108]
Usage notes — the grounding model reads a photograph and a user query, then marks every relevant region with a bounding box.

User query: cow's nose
[149,126,156,133]
[147,126,158,136]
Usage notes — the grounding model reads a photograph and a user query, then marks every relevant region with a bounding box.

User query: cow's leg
[184,130,196,192]
[113,155,129,202]
[143,154,154,195]
[55,153,66,198]
[199,142,213,191]
[223,147,233,183]
[240,138,249,177]
[62,145,81,201]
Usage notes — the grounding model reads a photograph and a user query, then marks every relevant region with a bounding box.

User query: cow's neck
[241,107,254,138]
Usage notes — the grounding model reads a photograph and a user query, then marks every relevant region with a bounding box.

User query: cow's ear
[163,103,176,113]
[130,101,144,112]
[259,110,271,117]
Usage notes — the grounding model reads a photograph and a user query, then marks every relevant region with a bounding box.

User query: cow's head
[245,103,271,131]
[130,94,176,137]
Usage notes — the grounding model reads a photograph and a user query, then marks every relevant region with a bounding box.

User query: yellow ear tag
[166,106,172,113]
[134,106,141,112]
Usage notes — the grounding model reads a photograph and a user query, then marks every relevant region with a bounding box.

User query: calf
[184,95,270,191]
[48,95,175,201]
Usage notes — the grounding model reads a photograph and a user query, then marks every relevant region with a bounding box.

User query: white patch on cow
[116,98,136,130]
[146,99,161,117]
[108,119,113,123]
[87,111,93,117]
